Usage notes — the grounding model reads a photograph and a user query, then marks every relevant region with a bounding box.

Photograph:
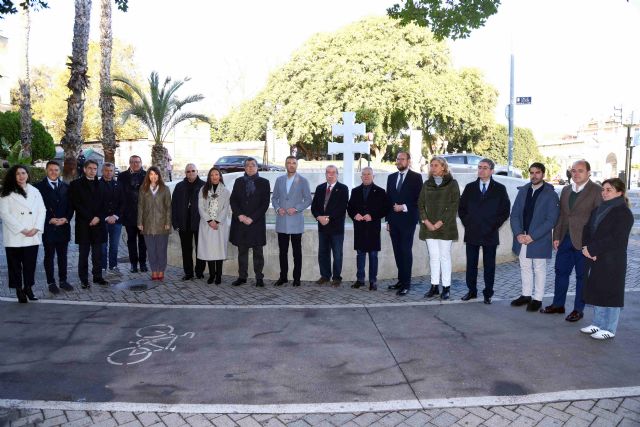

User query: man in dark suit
[99,162,123,273]
[35,161,74,293]
[229,158,271,287]
[458,158,511,304]
[385,152,423,296]
[70,159,108,288]
[311,165,349,286]
[347,167,388,291]
[118,155,147,273]
[171,163,206,280]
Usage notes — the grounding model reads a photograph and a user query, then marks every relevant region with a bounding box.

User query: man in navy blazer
[458,158,511,304]
[385,152,423,296]
[35,161,74,293]
[310,165,349,286]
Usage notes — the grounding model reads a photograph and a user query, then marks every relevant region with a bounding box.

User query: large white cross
[328,112,370,191]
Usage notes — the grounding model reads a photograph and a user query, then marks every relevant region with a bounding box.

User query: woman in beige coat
[197,167,230,284]
[137,166,172,281]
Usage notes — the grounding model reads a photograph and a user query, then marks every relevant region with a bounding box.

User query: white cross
[328,112,370,191]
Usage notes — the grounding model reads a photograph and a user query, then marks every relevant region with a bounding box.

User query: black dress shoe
[255,279,265,287]
[139,265,148,272]
[24,288,38,301]
[424,285,440,298]
[81,281,91,289]
[461,291,477,301]
[440,287,450,301]
[93,278,109,286]
[195,273,205,279]
[274,278,288,286]
[369,282,377,291]
[16,288,28,303]
[388,282,401,290]
[182,274,194,281]
[484,297,492,304]
[396,288,409,296]
[351,281,364,289]
[215,276,222,285]
[526,299,542,312]
[511,295,531,306]
[231,278,247,286]
[541,305,566,314]
[207,276,214,284]
[59,281,74,291]
[130,266,139,273]
[292,280,301,287]
[565,310,584,322]
[48,283,60,294]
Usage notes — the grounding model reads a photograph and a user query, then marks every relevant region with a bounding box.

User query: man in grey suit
[272,156,312,286]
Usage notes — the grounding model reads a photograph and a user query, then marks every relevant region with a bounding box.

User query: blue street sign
[516,97,532,105]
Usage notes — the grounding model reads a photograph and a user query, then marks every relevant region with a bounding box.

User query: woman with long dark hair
[137,166,172,281]
[197,167,231,284]
[0,165,46,303]
[580,178,634,340]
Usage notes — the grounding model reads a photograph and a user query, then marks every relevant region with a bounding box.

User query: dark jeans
[43,241,68,284]
[238,245,264,280]
[356,250,378,283]
[318,232,344,281]
[78,243,103,282]
[125,225,147,268]
[101,223,122,269]
[277,233,302,281]
[552,234,586,312]
[389,225,416,288]
[6,245,38,290]
[179,229,205,276]
[465,244,497,298]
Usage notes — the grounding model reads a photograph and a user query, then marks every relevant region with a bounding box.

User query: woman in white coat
[0,165,46,303]
[197,167,230,284]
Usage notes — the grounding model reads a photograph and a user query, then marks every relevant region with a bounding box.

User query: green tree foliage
[0,111,55,162]
[475,124,545,176]
[217,17,497,161]
[0,0,128,17]
[387,0,501,40]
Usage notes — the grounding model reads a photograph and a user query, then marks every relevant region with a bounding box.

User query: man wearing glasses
[171,164,206,280]
[119,155,148,273]
[458,158,511,304]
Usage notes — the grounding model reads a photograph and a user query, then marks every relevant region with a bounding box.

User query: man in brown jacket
[541,160,602,321]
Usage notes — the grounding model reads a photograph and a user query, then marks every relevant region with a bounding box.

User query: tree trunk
[99,0,116,164]
[151,143,169,182]
[61,0,92,182]
[18,6,32,160]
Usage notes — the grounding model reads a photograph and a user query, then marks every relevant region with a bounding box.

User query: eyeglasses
[186,170,197,173]
[478,166,491,170]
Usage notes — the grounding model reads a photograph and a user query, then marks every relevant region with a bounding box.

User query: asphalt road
[1,293,639,406]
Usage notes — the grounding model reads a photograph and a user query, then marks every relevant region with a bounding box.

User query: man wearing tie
[386,152,423,296]
[311,165,349,286]
[35,161,74,293]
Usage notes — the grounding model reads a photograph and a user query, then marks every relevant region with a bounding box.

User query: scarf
[243,172,259,197]
[590,196,626,233]
[207,183,223,222]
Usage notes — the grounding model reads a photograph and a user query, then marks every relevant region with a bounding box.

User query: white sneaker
[591,330,615,340]
[580,325,600,334]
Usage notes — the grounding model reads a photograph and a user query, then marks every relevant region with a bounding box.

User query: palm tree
[61,0,92,181]
[110,71,209,180]
[99,0,116,163]
[18,5,32,159]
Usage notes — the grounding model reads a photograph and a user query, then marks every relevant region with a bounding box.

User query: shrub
[0,111,56,162]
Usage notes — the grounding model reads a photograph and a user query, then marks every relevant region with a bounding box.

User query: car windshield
[467,156,482,165]
[216,157,241,164]
[446,156,466,164]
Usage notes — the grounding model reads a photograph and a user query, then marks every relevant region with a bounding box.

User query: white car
[440,153,523,178]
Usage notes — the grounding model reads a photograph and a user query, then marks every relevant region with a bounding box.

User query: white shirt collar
[571,181,587,193]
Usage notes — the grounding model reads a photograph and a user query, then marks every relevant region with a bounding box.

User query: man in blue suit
[272,156,312,287]
[385,152,423,296]
[35,161,74,293]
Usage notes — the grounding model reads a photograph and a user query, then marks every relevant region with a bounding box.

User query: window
[446,155,465,164]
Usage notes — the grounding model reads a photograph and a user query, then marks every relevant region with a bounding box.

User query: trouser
[43,241,68,284]
[519,245,547,301]
[144,234,169,272]
[426,239,453,287]
[179,229,205,276]
[207,260,223,279]
[465,243,497,298]
[101,223,122,269]
[390,225,416,288]
[592,306,622,334]
[238,245,264,280]
[356,250,378,283]
[552,234,586,312]
[5,246,38,290]
[277,233,302,281]
[79,243,103,282]
[318,232,344,281]
[125,225,147,267]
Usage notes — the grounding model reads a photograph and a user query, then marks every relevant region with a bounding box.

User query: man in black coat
[385,152,423,296]
[310,165,349,286]
[69,159,108,288]
[347,167,388,291]
[118,155,147,272]
[458,158,511,304]
[171,163,205,280]
[99,162,123,272]
[35,161,74,293]
[229,158,271,287]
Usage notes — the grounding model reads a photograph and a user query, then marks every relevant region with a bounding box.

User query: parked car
[440,153,523,178]
[214,155,285,173]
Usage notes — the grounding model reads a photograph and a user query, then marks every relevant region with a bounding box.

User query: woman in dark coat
[580,178,634,340]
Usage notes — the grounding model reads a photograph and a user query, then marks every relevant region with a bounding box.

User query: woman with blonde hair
[419,156,460,301]
[137,166,172,281]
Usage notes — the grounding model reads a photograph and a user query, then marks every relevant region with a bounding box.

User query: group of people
[0,152,634,340]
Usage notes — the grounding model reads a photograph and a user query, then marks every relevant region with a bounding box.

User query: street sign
[516,97,532,105]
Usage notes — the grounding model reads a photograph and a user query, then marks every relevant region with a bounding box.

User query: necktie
[482,182,486,195]
[52,181,57,190]
[396,173,404,191]
[323,185,332,210]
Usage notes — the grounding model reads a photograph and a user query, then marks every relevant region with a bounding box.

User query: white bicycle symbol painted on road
[107,324,196,366]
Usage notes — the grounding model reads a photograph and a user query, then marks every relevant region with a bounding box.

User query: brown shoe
[330,279,341,287]
[315,277,330,285]
[540,305,565,314]
[565,310,584,322]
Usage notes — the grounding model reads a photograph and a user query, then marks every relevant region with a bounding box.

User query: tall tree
[18,5,32,158]
[61,0,92,181]
[99,0,116,163]
[110,71,209,180]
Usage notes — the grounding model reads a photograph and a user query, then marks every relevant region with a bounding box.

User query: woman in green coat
[418,157,460,300]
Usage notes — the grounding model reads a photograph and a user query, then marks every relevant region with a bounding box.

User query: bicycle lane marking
[106,324,195,366]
